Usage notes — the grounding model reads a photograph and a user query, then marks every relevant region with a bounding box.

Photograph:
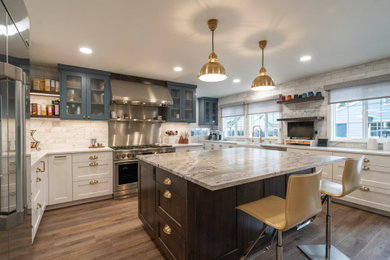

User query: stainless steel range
[112,145,175,198]
[109,77,176,199]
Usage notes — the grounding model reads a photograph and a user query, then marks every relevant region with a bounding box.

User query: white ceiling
[24,0,390,98]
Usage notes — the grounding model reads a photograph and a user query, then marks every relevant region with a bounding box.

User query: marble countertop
[260,143,390,156]
[137,147,345,191]
[31,147,113,167]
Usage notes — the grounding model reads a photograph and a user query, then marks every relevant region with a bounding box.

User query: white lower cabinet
[31,158,48,242]
[202,142,236,150]
[48,154,73,205]
[73,177,113,200]
[175,146,203,152]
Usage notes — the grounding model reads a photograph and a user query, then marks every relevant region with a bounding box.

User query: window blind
[221,105,244,117]
[248,100,281,114]
[328,81,390,104]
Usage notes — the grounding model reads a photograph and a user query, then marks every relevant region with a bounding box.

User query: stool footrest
[298,244,350,260]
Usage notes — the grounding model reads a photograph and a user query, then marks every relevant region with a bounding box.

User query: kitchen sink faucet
[252,125,263,144]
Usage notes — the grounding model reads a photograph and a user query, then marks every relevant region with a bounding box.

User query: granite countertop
[31,147,113,167]
[137,147,345,191]
[260,143,390,156]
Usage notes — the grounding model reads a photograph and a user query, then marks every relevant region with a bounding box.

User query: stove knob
[116,154,121,159]
[127,153,132,159]
[121,154,126,159]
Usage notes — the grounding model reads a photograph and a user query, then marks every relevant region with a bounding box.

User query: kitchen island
[137,148,345,260]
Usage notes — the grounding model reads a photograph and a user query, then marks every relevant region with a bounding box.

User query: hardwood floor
[31,197,390,260]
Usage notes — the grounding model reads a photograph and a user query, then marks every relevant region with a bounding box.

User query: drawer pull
[360,185,370,192]
[89,162,99,166]
[89,155,98,160]
[54,155,67,159]
[363,166,370,170]
[36,177,42,183]
[36,167,41,173]
[363,158,370,163]
[163,224,171,235]
[185,149,190,152]
[36,203,42,209]
[89,180,99,185]
[163,190,172,199]
[163,177,172,186]
[228,145,233,148]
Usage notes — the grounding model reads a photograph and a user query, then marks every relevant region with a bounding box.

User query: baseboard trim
[333,199,390,217]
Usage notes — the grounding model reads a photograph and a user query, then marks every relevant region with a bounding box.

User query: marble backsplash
[29,119,108,150]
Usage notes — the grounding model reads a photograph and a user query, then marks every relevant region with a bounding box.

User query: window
[332,98,390,139]
[222,116,244,137]
[249,112,279,138]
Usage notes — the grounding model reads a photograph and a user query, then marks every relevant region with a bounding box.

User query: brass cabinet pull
[89,162,98,166]
[364,158,370,163]
[89,155,98,160]
[36,167,41,173]
[41,161,46,172]
[163,224,171,235]
[36,203,42,209]
[88,116,91,119]
[163,190,172,199]
[363,166,370,170]
[219,144,223,148]
[228,145,233,148]
[83,115,86,119]
[36,177,42,183]
[360,185,370,192]
[89,180,99,185]
[163,177,172,186]
[185,149,190,152]
[54,155,67,159]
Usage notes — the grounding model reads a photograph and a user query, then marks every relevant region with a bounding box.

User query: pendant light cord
[212,31,215,52]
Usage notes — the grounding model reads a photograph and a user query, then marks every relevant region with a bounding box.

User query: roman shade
[328,80,390,104]
[221,105,244,117]
[248,99,281,114]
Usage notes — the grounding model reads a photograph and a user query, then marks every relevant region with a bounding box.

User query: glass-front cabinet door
[182,88,195,122]
[86,73,110,120]
[61,70,86,120]
[169,86,182,121]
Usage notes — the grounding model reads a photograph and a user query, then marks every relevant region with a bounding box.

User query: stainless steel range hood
[111,79,173,106]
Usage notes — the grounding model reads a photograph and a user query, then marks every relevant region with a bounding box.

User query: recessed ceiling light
[233,79,240,83]
[79,47,93,54]
[173,66,183,72]
[300,55,312,62]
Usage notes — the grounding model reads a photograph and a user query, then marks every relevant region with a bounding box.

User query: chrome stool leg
[240,225,267,260]
[298,196,350,259]
[276,230,283,260]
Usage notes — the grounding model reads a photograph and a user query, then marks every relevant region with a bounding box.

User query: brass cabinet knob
[89,162,98,166]
[228,145,233,148]
[219,144,223,148]
[163,190,172,199]
[89,180,99,185]
[360,185,370,192]
[88,116,91,119]
[36,167,41,173]
[89,155,98,160]
[83,115,86,119]
[363,166,370,170]
[163,224,171,235]
[36,203,42,209]
[36,177,42,183]
[185,149,190,152]
[364,158,370,163]
[163,178,172,186]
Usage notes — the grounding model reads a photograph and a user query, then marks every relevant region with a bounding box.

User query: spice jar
[55,81,60,93]
[41,104,47,116]
[48,104,53,116]
[44,79,51,92]
[50,80,55,92]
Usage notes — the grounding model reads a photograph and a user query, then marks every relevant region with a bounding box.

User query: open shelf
[110,118,165,123]
[31,115,60,119]
[277,116,324,122]
[30,90,60,97]
[277,96,324,104]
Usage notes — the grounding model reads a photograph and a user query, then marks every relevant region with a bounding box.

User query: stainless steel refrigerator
[0,0,31,259]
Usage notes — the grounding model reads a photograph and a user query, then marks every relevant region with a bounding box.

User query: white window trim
[330,99,389,141]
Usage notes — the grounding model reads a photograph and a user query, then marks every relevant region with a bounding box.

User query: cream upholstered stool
[237,170,323,260]
[298,157,364,260]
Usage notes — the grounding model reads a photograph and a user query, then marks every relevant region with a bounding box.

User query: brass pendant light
[198,19,227,82]
[251,40,275,91]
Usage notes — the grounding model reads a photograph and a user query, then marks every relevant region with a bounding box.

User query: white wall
[218,57,390,148]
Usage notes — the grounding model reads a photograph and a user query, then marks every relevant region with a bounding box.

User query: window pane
[222,116,244,137]
[267,112,279,137]
[249,114,266,137]
[333,101,363,139]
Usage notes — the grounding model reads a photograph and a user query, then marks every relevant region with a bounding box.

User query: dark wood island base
[138,161,314,260]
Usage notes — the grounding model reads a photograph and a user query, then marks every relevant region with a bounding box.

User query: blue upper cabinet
[58,64,111,121]
[198,97,218,126]
[166,81,196,123]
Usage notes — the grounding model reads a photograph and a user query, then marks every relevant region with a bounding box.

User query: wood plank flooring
[31,197,390,260]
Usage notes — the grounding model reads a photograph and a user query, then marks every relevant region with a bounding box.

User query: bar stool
[298,157,364,259]
[237,170,323,260]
